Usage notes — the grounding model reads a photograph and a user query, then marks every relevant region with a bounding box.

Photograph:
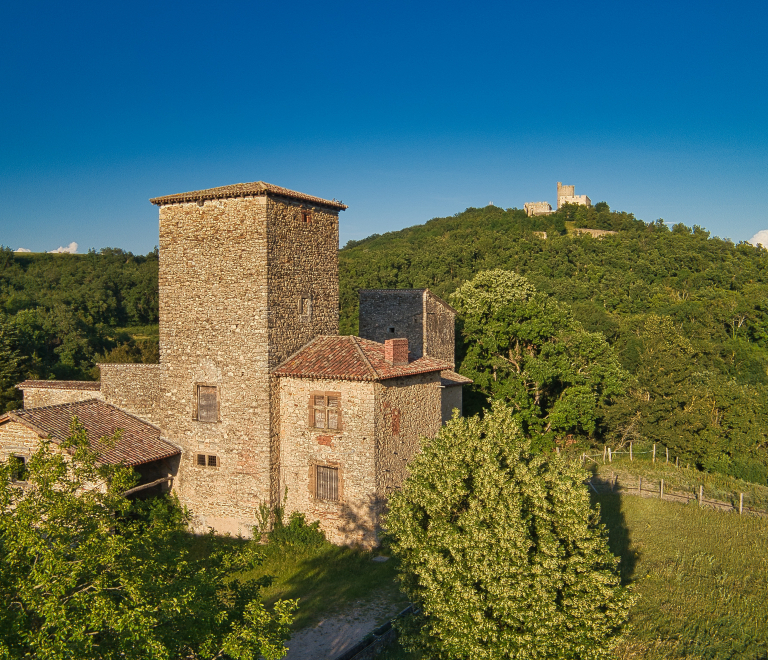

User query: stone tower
[150,181,346,535]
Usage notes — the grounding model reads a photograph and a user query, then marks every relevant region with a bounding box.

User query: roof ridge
[351,335,380,379]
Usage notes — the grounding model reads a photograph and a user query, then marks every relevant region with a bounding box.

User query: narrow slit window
[197,385,218,422]
[316,465,339,501]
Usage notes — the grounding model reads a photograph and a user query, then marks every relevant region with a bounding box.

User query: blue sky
[1,0,766,254]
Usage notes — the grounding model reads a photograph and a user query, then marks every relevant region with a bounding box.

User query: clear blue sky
[1,0,766,254]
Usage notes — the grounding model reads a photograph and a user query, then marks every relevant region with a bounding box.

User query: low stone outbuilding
[0,399,180,488]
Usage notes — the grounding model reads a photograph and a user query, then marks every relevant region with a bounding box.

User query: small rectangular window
[197,385,218,422]
[301,210,313,223]
[195,453,219,468]
[316,465,339,501]
[298,296,312,319]
[310,392,342,431]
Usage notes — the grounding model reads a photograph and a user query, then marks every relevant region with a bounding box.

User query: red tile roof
[16,380,101,391]
[441,370,473,386]
[0,400,179,466]
[272,336,451,381]
[150,181,347,210]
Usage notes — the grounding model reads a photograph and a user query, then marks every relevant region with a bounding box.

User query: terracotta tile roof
[0,399,179,466]
[441,370,473,386]
[16,380,101,391]
[272,336,451,382]
[150,181,347,210]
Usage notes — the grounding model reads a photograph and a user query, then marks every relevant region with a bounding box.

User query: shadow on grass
[249,543,405,629]
[589,470,638,585]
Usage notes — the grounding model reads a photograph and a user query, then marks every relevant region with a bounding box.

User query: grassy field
[380,495,768,660]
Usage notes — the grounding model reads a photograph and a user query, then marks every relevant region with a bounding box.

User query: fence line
[586,472,767,518]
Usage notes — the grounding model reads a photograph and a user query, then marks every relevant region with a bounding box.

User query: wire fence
[584,468,768,518]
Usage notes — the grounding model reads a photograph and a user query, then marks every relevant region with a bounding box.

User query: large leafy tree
[450,269,627,447]
[0,422,296,660]
[385,402,632,660]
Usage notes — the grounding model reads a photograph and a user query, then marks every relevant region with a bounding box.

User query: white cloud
[14,247,31,253]
[48,242,78,254]
[749,231,768,248]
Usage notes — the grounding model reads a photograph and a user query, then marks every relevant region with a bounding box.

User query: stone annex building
[0,181,470,547]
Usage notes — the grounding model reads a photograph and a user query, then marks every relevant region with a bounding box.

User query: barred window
[197,385,218,423]
[316,465,339,501]
[310,392,341,431]
[195,453,218,468]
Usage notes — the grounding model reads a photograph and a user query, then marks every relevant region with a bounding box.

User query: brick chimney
[384,338,409,366]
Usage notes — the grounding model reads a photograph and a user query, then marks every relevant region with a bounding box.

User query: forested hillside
[0,247,158,411]
[340,203,768,484]
[3,201,768,484]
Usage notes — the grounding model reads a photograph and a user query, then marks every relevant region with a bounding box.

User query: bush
[269,509,327,548]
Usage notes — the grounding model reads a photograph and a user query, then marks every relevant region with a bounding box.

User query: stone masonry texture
[359,289,456,367]
[156,193,340,536]
[99,364,161,426]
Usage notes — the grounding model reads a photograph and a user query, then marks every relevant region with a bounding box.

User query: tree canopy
[384,402,632,660]
[0,421,296,660]
[450,269,627,448]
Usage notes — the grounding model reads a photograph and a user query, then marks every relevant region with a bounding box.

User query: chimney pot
[384,338,409,366]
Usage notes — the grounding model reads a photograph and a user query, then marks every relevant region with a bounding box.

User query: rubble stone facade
[155,191,341,536]
[99,364,161,426]
[19,382,101,409]
[359,289,456,367]
[557,181,591,209]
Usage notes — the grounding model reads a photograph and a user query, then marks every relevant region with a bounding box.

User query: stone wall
[0,420,41,462]
[22,387,100,409]
[424,292,455,367]
[157,194,340,536]
[278,376,378,547]
[359,290,424,358]
[523,201,553,217]
[375,373,442,502]
[441,385,463,423]
[99,364,161,426]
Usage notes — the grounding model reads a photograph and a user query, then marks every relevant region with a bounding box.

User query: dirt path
[284,598,404,660]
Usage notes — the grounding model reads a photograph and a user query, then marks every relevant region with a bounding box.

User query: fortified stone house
[0,181,470,547]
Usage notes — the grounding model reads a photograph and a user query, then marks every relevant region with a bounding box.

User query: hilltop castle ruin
[525,182,592,217]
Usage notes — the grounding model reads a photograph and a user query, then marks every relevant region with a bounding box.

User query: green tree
[450,270,627,447]
[384,403,632,660]
[0,421,296,660]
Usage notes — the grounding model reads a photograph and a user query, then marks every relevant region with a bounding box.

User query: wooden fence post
[630,442,633,461]
[660,479,664,500]
[608,447,612,462]
[676,456,679,468]
[653,444,656,463]
[699,485,703,506]
[603,445,606,464]
[740,493,743,515]
[639,477,642,495]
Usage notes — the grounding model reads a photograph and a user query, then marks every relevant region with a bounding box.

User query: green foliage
[0,248,159,391]
[384,403,632,660]
[268,509,327,548]
[339,205,768,483]
[0,421,296,660]
[381,494,768,660]
[451,269,627,448]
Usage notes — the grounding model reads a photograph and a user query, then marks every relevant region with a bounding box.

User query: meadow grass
[380,495,768,660]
